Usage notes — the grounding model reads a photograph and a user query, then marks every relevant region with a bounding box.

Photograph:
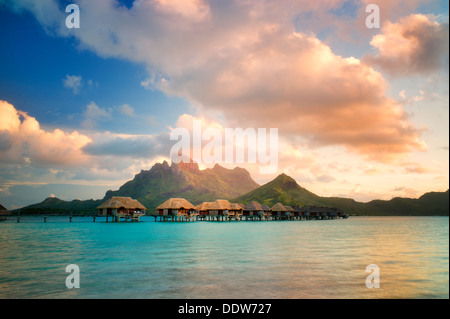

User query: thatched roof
[230,203,244,211]
[243,201,264,211]
[0,204,7,211]
[284,205,295,212]
[293,205,309,213]
[261,204,271,211]
[195,202,212,211]
[271,202,288,212]
[208,199,232,210]
[320,207,339,214]
[98,197,146,210]
[156,198,195,210]
[308,206,331,213]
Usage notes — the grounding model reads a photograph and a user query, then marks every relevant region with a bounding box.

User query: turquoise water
[0,216,448,299]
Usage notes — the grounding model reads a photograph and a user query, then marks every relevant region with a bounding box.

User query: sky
[0,0,449,209]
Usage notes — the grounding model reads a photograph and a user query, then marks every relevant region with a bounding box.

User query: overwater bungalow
[229,203,244,221]
[270,203,289,220]
[307,206,322,219]
[195,202,212,220]
[261,204,271,219]
[243,201,270,220]
[284,206,295,220]
[330,207,347,218]
[325,207,337,219]
[292,205,305,219]
[97,196,146,222]
[323,207,347,219]
[207,199,234,221]
[293,206,312,220]
[155,198,196,221]
[307,206,338,219]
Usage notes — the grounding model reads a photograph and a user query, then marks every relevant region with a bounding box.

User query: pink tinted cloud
[5,0,430,163]
[161,28,425,162]
[0,100,92,167]
[365,14,449,75]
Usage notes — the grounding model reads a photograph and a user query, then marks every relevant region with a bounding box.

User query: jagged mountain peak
[104,160,259,209]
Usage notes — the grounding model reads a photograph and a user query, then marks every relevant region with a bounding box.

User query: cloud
[161,29,425,162]
[0,100,92,167]
[391,186,419,198]
[402,162,430,174]
[2,0,67,35]
[118,104,135,117]
[3,0,429,163]
[81,102,113,129]
[82,131,171,158]
[63,74,83,94]
[365,14,449,76]
[316,175,336,183]
[0,130,13,151]
[0,100,173,186]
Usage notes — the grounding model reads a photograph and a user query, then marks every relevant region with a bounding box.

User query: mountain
[103,161,260,210]
[15,161,260,214]
[13,164,448,216]
[233,174,449,216]
[360,190,449,216]
[233,173,324,207]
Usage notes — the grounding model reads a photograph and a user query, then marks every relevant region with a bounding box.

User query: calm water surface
[0,216,448,299]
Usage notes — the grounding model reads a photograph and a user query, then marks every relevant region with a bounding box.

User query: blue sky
[0,0,448,209]
[0,5,190,135]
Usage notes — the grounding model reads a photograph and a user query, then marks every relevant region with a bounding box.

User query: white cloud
[81,102,113,129]
[118,104,135,117]
[63,75,83,94]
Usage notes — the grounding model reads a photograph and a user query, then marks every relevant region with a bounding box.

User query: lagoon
[0,216,448,299]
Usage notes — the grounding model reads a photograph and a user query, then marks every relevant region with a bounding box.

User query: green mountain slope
[233,174,449,216]
[233,173,324,207]
[361,190,450,216]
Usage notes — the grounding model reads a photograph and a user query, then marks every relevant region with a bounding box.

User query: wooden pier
[149,200,348,222]
[3,198,348,223]
[3,211,348,223]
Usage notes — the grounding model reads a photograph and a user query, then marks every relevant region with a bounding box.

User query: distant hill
[233,173,324,207]
[359,190,449,216]
[13,163,449,216]
[233,174,449,216]
[17,197,102,215]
